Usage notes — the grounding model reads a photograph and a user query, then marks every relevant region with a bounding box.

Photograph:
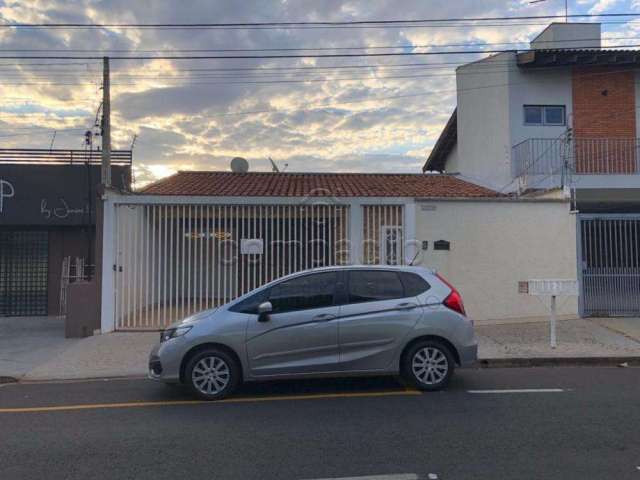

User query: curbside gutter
[477,357,640,368]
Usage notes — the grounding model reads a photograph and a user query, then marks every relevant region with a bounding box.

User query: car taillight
[436,273,466,316]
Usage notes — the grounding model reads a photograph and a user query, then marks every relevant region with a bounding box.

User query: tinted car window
[399,272,430,297]
[268,272,337,313]
[348,270,404,303]
[229,289,267,314]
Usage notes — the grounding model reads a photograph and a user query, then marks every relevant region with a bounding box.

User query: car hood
[165,308,218,330]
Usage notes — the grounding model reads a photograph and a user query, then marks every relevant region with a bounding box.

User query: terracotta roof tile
[141,171,500,198]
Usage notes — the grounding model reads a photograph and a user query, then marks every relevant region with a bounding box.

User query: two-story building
[424,22,640,317]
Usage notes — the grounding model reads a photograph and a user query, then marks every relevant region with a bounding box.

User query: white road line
[306,474,419,480]
[468,388,565,394]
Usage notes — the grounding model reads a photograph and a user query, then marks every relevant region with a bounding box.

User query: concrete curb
[477,357,640,368]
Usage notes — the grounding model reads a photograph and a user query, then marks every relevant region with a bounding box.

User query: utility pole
[101,56,111,187]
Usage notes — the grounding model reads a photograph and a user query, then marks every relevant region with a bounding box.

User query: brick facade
[572,67,637,173]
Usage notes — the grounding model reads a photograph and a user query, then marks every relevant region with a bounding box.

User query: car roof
[279,264,435,277]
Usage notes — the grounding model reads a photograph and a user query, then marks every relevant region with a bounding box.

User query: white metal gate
[113,203,350,330]
[578,214,640,316]
[362,205,405,265]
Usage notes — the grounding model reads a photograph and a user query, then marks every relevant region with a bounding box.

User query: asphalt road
[1,367,639,480]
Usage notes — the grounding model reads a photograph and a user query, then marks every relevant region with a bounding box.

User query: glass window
[399,272,430,297]
[229,290,267,314]
[524,105,565,126]
[348,270,405,304]
[268,272,336,313]
[544,106,565,125]
[524,106,543,125]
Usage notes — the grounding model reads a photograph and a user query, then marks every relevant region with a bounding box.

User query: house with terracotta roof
[424,22,640,317]
[97,170,576,332]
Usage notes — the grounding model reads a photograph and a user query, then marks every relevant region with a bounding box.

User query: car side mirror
[257,301,273,322]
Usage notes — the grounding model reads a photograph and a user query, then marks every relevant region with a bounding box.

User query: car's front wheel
[402,340,455,391]
[185,348,240,400]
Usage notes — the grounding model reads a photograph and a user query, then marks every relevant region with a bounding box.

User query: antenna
[268,157,280,172]
[130,134,137,151]
[49,130,56,151]
[530,0,568,22]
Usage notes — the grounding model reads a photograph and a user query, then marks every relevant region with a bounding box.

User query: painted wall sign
[0,164,130,226]
[0,178,15,213]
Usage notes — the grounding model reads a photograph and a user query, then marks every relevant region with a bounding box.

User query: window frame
[346,269,407,305]
[523,105,566,126]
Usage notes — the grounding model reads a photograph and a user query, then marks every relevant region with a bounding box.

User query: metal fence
[578,215,640,316]
[0,148,132,165]
[113,203,351,330]
[512,137,640,179]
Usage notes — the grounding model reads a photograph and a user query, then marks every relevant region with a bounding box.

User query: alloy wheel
[411,347,449,385]
[191,356,231,395]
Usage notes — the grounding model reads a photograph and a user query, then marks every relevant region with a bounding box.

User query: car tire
[402,340,455,391]
[185,348,240,400]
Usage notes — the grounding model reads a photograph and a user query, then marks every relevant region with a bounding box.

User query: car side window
[348,270,404,304]
[268,272,337,314]
[229,289,268,314]
[399,272,430,297]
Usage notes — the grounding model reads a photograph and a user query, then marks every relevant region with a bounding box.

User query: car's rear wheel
[185,348,240,400]
[402,340,455,391]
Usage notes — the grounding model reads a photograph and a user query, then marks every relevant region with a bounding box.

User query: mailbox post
[521,279,578,348]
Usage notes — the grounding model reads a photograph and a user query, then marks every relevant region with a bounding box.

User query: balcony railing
[0,148,132,165]
[512,137,640,179]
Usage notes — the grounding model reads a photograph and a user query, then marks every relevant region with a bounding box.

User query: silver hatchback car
[149,265,477,400]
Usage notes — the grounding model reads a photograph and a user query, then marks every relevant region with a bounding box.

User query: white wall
[414,199,578,323]
[531,23,601,50]
[508,67,573,147]
[455,53,513,191]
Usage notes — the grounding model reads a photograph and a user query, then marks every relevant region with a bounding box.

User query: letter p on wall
[0,178,15,213]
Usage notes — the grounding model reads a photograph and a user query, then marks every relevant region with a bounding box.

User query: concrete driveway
[0,316,80,380]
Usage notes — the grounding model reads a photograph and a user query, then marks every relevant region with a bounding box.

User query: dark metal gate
[578,215,640,316]
[0,231,49,316]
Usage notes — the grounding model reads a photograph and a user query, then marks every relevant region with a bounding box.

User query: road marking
[307,475,418,480]
[0,389,421,414]
[467,388,565,394]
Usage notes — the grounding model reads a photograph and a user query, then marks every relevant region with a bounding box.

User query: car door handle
[396,302,418,310]
[312,313,337,322]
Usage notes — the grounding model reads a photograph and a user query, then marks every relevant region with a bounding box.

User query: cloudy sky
[0,0,638,186]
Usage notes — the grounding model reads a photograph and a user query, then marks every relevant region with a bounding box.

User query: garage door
[0,231,49,316]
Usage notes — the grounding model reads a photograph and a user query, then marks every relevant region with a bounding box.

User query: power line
[0,34,634,53]
[1,12,639,29]
[3,42,640,60]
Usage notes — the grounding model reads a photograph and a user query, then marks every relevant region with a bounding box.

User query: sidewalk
[3,316,640,382]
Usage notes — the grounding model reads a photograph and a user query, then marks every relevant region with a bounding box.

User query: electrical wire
[1,12,639,29]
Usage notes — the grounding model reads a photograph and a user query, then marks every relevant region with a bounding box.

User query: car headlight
[160,325,192,342]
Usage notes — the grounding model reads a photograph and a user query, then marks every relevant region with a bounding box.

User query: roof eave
[423,108,457,173]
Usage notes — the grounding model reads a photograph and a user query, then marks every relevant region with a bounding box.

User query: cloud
[0,0,630,185]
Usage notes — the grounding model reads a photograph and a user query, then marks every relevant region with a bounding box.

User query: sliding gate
[578,214,640,316]
[113,203,351,330]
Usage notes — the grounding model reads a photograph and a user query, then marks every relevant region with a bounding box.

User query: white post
[550,294,557,348]
[100,192,116,332]
[404,202,417,265]
[349,202,362,265]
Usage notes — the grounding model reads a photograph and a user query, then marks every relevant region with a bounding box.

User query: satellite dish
[230,157,249,173]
